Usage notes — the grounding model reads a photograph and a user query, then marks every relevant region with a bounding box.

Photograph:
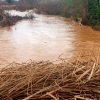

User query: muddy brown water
[0,12,100,65]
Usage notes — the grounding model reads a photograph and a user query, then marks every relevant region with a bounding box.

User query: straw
[0,51,100,100]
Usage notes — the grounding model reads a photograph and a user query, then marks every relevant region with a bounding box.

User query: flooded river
[0,12,100,64]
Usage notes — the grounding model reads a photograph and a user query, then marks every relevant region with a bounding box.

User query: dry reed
[0,51,100,100]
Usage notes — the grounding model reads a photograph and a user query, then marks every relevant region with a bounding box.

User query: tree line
[2,0,100,26]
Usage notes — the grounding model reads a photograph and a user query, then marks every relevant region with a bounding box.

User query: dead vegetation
[0,12,34,27]
[0,50,100,100]
[0,6,34,27]
[0,15,34,27]
[0,16,23,26]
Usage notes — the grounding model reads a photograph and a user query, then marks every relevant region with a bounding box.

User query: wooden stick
[88,63,96,80]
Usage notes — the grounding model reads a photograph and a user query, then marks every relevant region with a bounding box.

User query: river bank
[0,9,100,31]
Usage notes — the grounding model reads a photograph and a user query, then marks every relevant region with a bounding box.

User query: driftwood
[0,51,100,100]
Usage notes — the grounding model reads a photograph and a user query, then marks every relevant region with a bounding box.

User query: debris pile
[0,51,100,100]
